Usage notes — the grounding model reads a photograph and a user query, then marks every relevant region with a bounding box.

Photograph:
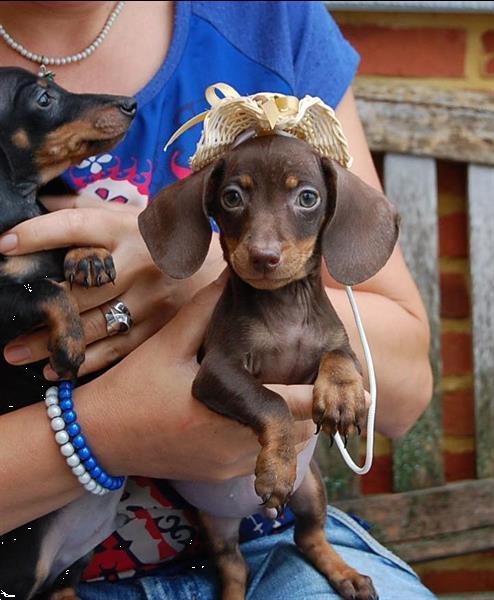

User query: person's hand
[0,195,224,379]
[80,275,318,481]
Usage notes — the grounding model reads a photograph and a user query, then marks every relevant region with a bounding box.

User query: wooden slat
[334,478,494,559]
[468,164,494,479]
[355,81,494,166]
[384,154,444,491]
[391,525,494,563]
[440,595,494,600]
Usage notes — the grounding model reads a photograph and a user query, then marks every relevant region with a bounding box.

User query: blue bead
[97,472,109,485]
[66,423,81,437]
[60,380,74,391]
[59,389,72,400]
[62,410,77,424]
[59,399,73,411]
[83,457,97,471]
[72,434,86,449]
[88,465,102,478]
[78,446,91,461]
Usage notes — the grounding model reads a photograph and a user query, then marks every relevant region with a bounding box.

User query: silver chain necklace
[0,1,125,77]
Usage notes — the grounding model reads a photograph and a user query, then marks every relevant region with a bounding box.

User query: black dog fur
[0,67,135,600]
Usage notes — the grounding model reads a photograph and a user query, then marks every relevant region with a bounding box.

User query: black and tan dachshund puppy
[139,134,399,600]
[0,67,135,599]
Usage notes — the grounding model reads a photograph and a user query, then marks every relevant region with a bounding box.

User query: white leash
[332,286,377,475]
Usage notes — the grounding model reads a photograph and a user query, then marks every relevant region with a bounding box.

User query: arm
[0,276,315,535]
[327,88,433,439]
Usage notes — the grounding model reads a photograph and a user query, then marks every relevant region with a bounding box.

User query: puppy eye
[37,91,51,108]
[297,189,320,209]
[221,188,244,210]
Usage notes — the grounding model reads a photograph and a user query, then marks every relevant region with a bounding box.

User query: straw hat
[165,83,353,171]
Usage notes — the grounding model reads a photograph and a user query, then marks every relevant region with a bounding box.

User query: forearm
[0,402,83,534]
[327,286,432,439]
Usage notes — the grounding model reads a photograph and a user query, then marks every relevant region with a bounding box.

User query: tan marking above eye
[239,174,253,189]
[285,175,299,190]
[11,129,30,149]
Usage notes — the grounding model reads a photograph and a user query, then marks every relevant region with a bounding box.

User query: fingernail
[44,365,59,381]
[4,344,31,363]
[0,233,18,253]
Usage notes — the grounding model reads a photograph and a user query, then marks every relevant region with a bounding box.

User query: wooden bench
[315,81,494,587]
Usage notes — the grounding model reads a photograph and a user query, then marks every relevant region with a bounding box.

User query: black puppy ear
[321,157,400,286]
[138,162,223,279]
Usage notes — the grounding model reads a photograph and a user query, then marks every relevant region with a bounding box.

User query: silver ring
[104,301,133,336]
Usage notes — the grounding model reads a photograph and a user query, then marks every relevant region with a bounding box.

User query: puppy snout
[118,98,137,117]
[250,247,281,272]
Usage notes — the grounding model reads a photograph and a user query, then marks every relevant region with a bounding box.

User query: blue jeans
[78,507,436,599]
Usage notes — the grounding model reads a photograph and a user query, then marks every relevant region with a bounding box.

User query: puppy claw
[260,493,272,506]
[64,247,116,289]
[356,424,362,436]
[344,434,349,449]
[330,435,334,448]
[315,422,322,435]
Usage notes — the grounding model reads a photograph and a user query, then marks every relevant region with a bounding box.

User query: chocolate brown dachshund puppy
[0,67,135,599]
[139,135,399,600]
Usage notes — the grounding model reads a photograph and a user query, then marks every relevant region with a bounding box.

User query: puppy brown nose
[250,248,281,272]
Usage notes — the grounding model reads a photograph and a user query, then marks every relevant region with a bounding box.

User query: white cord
[332,286,377,475]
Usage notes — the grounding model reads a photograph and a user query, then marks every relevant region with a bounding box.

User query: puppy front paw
[254,441,297,513]
[313,352,366,439]
[64,247,116,288]
[48,332,85,380]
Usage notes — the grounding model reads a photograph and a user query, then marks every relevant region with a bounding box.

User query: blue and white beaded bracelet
[45,381,125,496]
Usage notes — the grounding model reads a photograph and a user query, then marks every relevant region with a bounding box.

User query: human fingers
[4,288,150,368]
[40,195,141,214]
[44,315,162,380]
[0,207,129,255]
[265,383,314,421]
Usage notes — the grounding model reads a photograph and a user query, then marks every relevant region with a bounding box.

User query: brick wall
[330,7,494,594]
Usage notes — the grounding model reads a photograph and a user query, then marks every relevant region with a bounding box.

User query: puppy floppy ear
[321,157,400,286]
[138,162,223,279]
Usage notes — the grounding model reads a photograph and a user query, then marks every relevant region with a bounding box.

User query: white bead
[72,464,86,476]
[75,53,82,61]
[45,395,58,407]
[50,417,65,432]
[78,472,91,485]
[54,58,61,65]
[66,454,80,468]
[55,430,70,445]
[84,480,97,492]
[81,50,88,59]
[47,405,61,419]
[60,442,75,457]
[60,58,67,65]
[20,48,28,56]
[42,56,49,65]
[66,56,72,63]
[46,386,58,396]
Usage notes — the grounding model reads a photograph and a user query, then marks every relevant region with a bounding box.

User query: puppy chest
[245,321,325,384]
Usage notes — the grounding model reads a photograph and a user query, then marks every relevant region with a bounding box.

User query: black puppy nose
[250,248,281,272]
[119,98,137,117]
